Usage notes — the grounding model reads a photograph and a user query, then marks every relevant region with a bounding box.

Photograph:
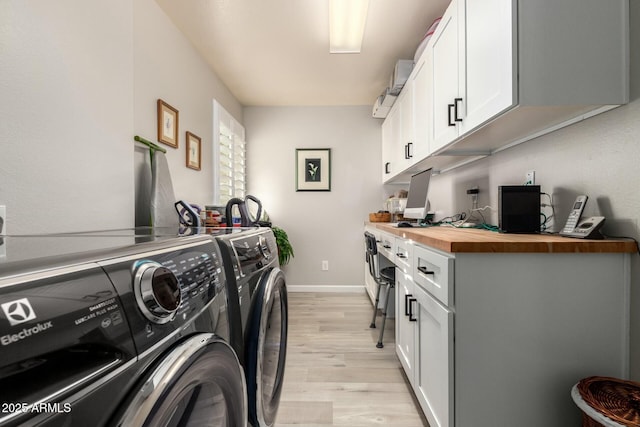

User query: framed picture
[296,148,331,191]
[157,99,179,148]
[186,131,201,170]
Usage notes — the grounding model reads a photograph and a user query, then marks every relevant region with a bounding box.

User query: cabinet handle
[454,98,463,122]
[407,142,413,158]
[385,162,390,174]
[409,297,417,322]
[448,103,455,126]
[383,244,391,249]
[396,253,406,259]
[405,293,413,316]
[417,266,435,275]
[404,144,409,159]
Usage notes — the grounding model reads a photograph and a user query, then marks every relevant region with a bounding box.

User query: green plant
[271,226,294,266]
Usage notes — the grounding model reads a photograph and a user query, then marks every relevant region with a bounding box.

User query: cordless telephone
[560,195,587,235]
[560,195,605,239]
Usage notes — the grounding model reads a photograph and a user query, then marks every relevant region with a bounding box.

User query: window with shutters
[213,100,245,205]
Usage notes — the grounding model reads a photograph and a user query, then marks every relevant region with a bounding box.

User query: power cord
[540,192,555,232]
[434,207,499,231]
[467,205,494,226]
[436,212,467,225]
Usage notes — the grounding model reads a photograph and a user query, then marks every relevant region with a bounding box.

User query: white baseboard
[286,285,366,293]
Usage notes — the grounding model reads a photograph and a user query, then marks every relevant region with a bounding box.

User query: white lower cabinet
[413,283,454,427]
[392,238,629,427]
[395,271,415,384]
[396,239,455,426]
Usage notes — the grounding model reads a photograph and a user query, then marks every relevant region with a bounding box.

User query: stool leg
[370,280,382,328]
[376,282,392,348]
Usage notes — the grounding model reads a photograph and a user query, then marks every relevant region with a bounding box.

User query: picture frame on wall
[157,99,179,148]
[186,131,201,171]
[295,148,331,191]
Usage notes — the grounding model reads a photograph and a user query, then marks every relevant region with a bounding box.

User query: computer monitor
[403,168,432,220]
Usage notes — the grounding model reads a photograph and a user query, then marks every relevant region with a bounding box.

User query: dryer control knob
[133,261,181,324]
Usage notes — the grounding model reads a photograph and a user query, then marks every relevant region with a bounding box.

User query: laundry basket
[572,376,640,427]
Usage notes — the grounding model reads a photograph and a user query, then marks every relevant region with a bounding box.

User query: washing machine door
[115,333,247,427]
[246,267,288,427]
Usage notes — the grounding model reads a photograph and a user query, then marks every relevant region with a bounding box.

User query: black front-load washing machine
[216,227,288,427]
[0,229,247,427]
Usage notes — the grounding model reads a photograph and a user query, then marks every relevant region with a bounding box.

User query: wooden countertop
[369,223,637,254]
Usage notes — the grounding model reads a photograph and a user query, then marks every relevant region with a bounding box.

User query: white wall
[244,106,386,291]
[0,0,242,234]
[0,1,134,234]
[133,0,243,216]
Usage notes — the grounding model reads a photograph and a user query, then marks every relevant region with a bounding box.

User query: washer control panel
[228,230,278,279]
[103,237,226,354]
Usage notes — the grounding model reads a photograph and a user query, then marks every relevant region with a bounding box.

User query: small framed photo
[186,131,201,170]
[296,148,331,191]
[157,99,179,148]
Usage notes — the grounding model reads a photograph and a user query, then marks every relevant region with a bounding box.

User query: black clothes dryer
[216,227,288,427]
[0,230,247,427]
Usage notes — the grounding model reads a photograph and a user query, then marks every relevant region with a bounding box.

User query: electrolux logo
[1,298,37,326]
[1,321,53,346]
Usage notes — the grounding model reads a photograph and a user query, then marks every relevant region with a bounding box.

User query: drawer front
[378,233,395,261]
[394,238,413,275]
[365,226,394,261]
[413,244,454,306]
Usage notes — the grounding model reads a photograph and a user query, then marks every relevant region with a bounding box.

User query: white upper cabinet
[382,52,434,183]
[381,108,395,181]
[381,76,416,182]
[382,0,629,183]
[431,0,465,152]
[461,0,514,134]
[431,0,516,153]
[397,83,415,172]
[437,0,629,157]
[412,51,433,162]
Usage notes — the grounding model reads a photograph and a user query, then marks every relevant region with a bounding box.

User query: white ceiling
[155,0,450,107]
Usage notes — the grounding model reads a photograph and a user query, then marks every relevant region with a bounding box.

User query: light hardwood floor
[275,292,428,427]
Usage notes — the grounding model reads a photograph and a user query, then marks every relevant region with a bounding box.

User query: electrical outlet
[0,205,5,235]
[525,171,535,186]
[322,260,329,271]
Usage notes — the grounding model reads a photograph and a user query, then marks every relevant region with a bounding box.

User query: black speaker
[498,185,540,233]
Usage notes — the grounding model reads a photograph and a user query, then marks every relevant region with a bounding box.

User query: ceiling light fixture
[329,0,369,54]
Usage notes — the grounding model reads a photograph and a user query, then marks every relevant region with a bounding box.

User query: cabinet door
[412,51,432,160]
[399,80,414,170]
[431,0,464,153]
[462,0,515,133]
[391,91,409,174]
[413,284,454,427]
[395,273,416,384]
[381,112,394,181]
